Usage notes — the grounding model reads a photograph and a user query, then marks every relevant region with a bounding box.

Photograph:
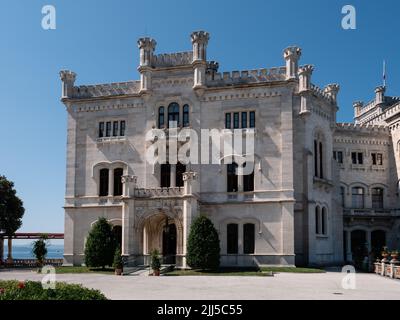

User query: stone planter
[153,269,160,276]
[115,268,123,276]
[381,253,389,263]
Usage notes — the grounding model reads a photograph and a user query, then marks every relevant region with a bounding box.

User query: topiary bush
[187,215,220,271]
[84,217,117,269]
[0,280,107,300]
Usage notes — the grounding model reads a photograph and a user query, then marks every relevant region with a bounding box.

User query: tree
[32,235,48,267]
[84,218,116,269]
[187,215,220,270]
[0,175,25,236]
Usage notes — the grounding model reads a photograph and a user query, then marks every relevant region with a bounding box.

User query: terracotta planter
[153,269,160,276]
[115,268,123,276]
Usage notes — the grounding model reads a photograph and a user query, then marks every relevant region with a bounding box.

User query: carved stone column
[191,31,209,90]
[59,70,76,99]
[283,46,301,80]
[138,37,156,93]
[121,175,138,258]
[298,65,314,115]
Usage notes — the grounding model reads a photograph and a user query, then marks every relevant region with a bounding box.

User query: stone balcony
[343,208,400,217]
[134,187,184,198]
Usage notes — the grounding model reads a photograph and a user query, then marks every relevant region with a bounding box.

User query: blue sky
[0,0,399,236]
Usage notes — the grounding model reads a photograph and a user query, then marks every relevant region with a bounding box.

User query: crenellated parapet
[60,70,77,99]
[324,84,340,104]
[336,122,389,133]
[71,81,141,99]
[283,46,302,80]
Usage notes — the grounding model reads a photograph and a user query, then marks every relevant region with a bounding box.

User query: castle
[60,31,400,268]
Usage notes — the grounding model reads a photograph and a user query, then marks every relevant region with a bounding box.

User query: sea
[2,244,64,260]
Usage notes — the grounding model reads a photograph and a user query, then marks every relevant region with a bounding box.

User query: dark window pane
[372,188,384,209]
[358,153,363,165]
[352,152,357,164]
[243,163,254,192]
[183,105,190,127]
[315,207,320,234]
[99,122,105,138]
[176,162,186,188]
[113,168,123,196]
[243,224,255,254]
[120,121,126,136]
[314,140,318,177]
[319,142,323,179]
[225,113,231,129]
[227,163,238,192]
[161,163,171,188]
[227,224,238,254]
[168,103,180,128]
[241,112,247,129]
[99,169,109,196]
[340,187,345,207]
[233,113,239,129]
[321,208,326,235]
[249,111,255,128]
[113,121,119,136]
[352,187,364,208]
[106,122,112,137]
[158,107,165,129]
[372,153,377,165]
[338,151,343,164]
[333,151,337,160]
[377,154,383,165]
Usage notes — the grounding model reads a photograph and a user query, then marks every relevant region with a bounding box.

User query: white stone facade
[60,31,400,268]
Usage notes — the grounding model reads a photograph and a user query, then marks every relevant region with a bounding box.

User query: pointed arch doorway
[162,221,177,265]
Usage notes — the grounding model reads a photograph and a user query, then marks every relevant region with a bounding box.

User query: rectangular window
[351,152,357,164]
[340,187,345,207]
[241,112,247,129]
[352,152,363,165]
[106,122,112,137]
[233,113,239,129]
[120,121,126,136]
[99,122,105,138]
[243,224,255,254]
[225,113,231,129]
[249,111,255,128]
[227,224,238,254]
[113,121,119,137]
[337,151,343,164]
[352,187,365,209]
[372,153,383,165]
[333,151,337,160]
[372,188,384,209]
[358,153,363,165]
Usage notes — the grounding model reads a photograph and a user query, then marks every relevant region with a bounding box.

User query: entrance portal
[351,230,367,269]
[162,223,177,265]
[371,230,386,260]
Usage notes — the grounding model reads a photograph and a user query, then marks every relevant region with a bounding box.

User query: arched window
[176,162,186,188]
[319,142,324,179]
[99,169,109,196]
[314,134,325,179]
[161,163,171,188]
[314,140,318,177]
[372,188,384,209]
[168,103,180,128]
[183,105,190,127]
[227,163,238,192]
[315,206,320,234]
[158,106,165,129]
[340,186,345,207]
[243,223,255,254]
[321,207,327,235]
[113,168,124,196]
[243,162,254,192]
[352,187,365,209]
[227,224,238,254]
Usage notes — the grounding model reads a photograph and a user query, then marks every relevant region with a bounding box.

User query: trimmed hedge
[0,280,107,300]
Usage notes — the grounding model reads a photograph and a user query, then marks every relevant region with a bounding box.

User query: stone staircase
[123,264,175,276]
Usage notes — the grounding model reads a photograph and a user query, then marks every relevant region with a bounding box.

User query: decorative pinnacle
[375,85,386,93]
[283,46,302,60]
[353,101,364,108]
[298,64,314,75]
[137,37,157,50]
[324,84,340,94]
[190,31,210,44]
[206,61,219,73]
[59,70,76,82]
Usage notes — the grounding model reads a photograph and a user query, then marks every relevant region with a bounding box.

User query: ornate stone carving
[182,171,198,181]
[122,175,137,184]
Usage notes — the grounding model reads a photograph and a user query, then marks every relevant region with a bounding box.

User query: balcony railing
[343,209,399,217]
[134,187,184,198]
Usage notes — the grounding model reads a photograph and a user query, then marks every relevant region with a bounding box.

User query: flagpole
[383,60,386,88]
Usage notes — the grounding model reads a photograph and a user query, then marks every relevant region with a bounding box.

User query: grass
[164,266,325,276]
[55,266,115,274]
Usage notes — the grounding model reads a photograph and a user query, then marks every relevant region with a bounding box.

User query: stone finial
[206,61,219,80]
[375,85,386,105]
[283,46,302,80]
[59,70,77,99]
[353,101,364,118]
[137,37,156,67]
[191,31,210,62]
[190,31,210,45]
[137,37,157,50]
[324,84,340,103]
[298,65,314,92]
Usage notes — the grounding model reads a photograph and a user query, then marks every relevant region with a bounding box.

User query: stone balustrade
[2,259,64,268]
[374,260,400,280]
[134,187,184,198]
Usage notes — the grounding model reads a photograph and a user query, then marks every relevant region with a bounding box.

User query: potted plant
[391,250,399,263]
[381,246,390,262]
[150,249,161,276]
[113,247,123,276]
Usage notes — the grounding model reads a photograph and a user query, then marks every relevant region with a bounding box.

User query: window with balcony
[176,162,186,188]
[352,187,365,208]
[99,169,109,197]
[227,163,238,192]
[372,187,384,209]
[160,163,171,188]
[113,168,123,196]
[249,111,255,128]
[168,103,180,128]
[225,113,231,129]
[98,120,126,138]
[225,111,256,129]
[233,113,239,129]
[243,162,254,192]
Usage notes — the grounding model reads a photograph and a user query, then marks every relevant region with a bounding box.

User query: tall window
[161,163,171,188]
[243,223,255,254]
[233,113,239,129]
[99,122,105,138]
[315,206,320,234]
[352,152,363,165]
[168,103,180,128]
[243,163,254,192]
[99,169,109,196]
[227,163,238,192]
[241,112,247,129]
[176,162,186,188]
[333,151,343,164]
[158,107,165,129]
[113,168,123,196]
[120,121,126,136]
[319,142,323,179]
[225,113,231,129]
[314,140,318,177]
[321,208,327,235]
[372,153,383,166]
[340,186,345,207]
[249,111,255,128]
[227,224,238,254]
[352,187,365,208]
[106,122,112,137]
[113,121,119,137]
[372,188,384,209]
[183,105,190,127]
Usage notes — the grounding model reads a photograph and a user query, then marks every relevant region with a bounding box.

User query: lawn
[165,267,325,276]
[55,266,115,274]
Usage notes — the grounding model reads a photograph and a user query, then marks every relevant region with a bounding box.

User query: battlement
[336,122,389,133]
[206,67,286,87]
[152,51,193,68]
[72,81,141,99]
[310,84,334,103]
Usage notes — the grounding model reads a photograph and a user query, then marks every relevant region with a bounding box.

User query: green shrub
[187,215,220,270]
[113,247,123,269]
[84,217,117,269]
[32,235,48,267]
[150,249,161,271]
[0,280,107,300]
